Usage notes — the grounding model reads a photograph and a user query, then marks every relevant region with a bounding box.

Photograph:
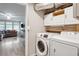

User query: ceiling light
[6,13,13,20]
[0,11,15,20]
[6,16,11,20]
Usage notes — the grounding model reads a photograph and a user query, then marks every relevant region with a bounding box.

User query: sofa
[0,30,17,41]
[4,30,17,38]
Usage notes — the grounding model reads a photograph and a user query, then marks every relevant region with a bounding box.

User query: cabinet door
[53,41,78,56]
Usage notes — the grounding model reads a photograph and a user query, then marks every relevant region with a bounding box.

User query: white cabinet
[50,40,78,56]
[44,13,65,26]
[65,6,79,24]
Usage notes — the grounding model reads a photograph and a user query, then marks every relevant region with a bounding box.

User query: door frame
[25,3,29,56]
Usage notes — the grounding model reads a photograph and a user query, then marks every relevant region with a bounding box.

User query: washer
[36,33,59,56]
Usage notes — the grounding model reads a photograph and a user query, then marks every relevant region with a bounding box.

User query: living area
[0,3,25,56]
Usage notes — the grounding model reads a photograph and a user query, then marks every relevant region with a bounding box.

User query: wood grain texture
[53,9,64,16]
[63,24,76,31]
[45,24,79,32]
[45,26,63,33]
[76,24,79,31]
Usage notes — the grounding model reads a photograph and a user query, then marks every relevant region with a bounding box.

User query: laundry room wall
[27,4,45,56]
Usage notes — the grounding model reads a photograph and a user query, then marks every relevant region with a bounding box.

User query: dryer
[49,31,78,56]
[36,33,59,56]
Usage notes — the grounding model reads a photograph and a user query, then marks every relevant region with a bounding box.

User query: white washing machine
[36,33,59,56]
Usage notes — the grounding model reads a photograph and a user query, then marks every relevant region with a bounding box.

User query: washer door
[36,38,48,56]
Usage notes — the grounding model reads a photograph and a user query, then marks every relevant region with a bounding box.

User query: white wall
[26,4,45,56]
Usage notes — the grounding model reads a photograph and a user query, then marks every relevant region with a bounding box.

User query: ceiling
[0,3,26,19]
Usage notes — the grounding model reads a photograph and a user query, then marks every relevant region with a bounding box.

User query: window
[0,21,20,31]
[0,21,5,30]
[13,22,20,31]
[6,22,12,30]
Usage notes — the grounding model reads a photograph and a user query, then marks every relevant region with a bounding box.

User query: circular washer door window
[36,38,48,56]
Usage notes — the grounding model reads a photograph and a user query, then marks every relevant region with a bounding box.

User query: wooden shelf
[64,24,79,32]
[63,24,76,31]
[45,26,63,33]
[45,24,79,32]
[53,9,64,16]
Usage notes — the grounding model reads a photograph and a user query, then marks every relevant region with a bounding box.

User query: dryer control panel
[43,34,48,38]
